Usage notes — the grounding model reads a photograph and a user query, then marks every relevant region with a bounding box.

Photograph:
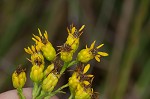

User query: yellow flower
[77,41,108,63]
[24,45,44,69]
[58,44,73,62]
[42,72,58,92]
[12,66,26,89]
[65,25,85,53]
[32,29,56,61]
[68,64,98,99]
[30,65,44,82]
[69,64,93,98]
[75,84,91,99]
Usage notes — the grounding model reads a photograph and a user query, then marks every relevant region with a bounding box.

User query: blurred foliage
[0,0,150,99]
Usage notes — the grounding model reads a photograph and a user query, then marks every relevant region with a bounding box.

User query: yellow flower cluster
[69,64,97,99]
[24,30,60,93]
[11,24,108,99]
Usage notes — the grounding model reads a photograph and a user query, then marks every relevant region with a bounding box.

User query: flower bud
[68,72,79,95]
[44,63,54,77]
[42,73,58,92]
[60,51,73,62]
[75,84,91,99]
[12,67,26,89]
[65,34,79,53]
[41,42,56,61]
[77,49,93,63]
[30,65,43,82]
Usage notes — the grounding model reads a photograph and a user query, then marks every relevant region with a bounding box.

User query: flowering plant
[12,24,108,99]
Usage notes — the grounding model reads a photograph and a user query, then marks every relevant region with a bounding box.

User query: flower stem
[17,88,26,99]
[32,82,39,99]
[51,83,68,97]
[60,62,69,75]
[68,94,73,99]
[36,90,47,99]
[60,60,78,76]
[67,60,78,68]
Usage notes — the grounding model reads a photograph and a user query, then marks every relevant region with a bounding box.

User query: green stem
[32,82,39,99]
[36,90,47,99]
[68,94,73,99]
[67,60,78,68]
[44,83,68,99]
[60,60,78,76]
[60,62,69,75]
[50,83,68,97]
[17,88,26,99]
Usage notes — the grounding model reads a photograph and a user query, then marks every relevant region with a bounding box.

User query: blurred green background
[0,0,150,99]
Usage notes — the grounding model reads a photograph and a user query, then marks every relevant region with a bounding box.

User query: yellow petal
[71,27,76,34]
[32,37,38,43]
[27,47,33,54]
[90,41,96,49]
[38,28,42,36]
[35,45,40,51]
[98,52,108,56]
[96,44,104,49]
[95,56,100,62]
[24,48,31,54]
[83,80,90,85]
[67,27,70,34]
[91,88,93,93]
[79,25,85,32]
[44,31,48,40]
[83,64,90,74]
[86,45,88,49]
[87,74,94,77]
[33,34,41,42]
[31,45,35,52]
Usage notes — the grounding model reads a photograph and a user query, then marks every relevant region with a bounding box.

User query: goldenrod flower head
[32,29,56,61]
[69,63,93,97]
[58,44,73,62]
[30,65,43,82]
[72,64,98,99]
[65,24,85,53]
[24,45,44,67]
[42,73,58,92]
[77,41,108,63]
[75,82,99,99]
[12,66,26,89]
[75,84,91,99]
